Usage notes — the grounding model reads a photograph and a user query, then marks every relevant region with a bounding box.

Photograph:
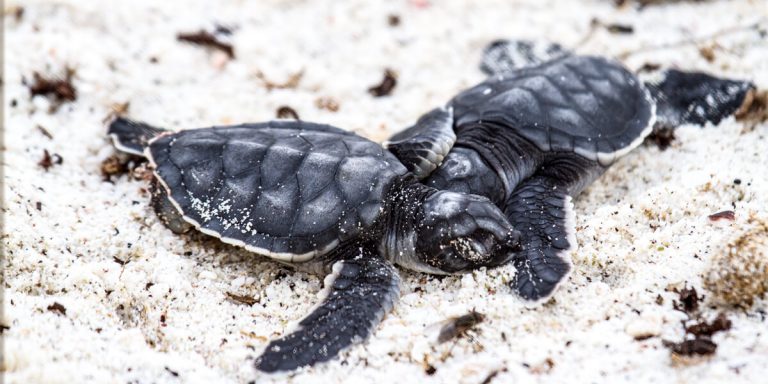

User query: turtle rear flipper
[255,243,400,372]
[646,69,755,130]
[108,117,168,156]
[480,39,570,77]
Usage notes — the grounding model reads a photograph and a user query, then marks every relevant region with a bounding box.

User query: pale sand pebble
[3,0,768,383]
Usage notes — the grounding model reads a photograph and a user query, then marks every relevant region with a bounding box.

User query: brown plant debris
[28,68,77,110]
[37,125,53,139]
[315,96,340,112]
[663,338,717,356]
[164,367,179,377]
[112,256,129,266]
[177,30,235,59]
[704,215,768,308]
[214,24,234,35]
[605,23,634,34]
[101,156,128,181]
[226,292,258,306]
[100,154,146,182]
[645,126,676,150]
[664,283,733,361]
[581,19,634,47]
[47,302,67,316]
[276,106,300,120]
[673,285,702,314]
[38,149,63,171]
[368,68,398,97]
[735,88,768,125]
[526,357,555,375]
[102,102,131,125]
[636,63,662,73]
[615,0,708,7]
[388,14,401,27]
[698,45,716,62]
[708,210,735,222]
[663,312,731,359]
[617,21,761,60]
[686,313,732,337]
[254,70,304,91]
[480,368,507,384]
[590,18,634,35]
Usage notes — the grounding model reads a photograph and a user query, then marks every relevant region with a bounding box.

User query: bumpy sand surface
[3,0,767,383]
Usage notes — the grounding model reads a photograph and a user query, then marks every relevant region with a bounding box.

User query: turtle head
[413,190,521,273]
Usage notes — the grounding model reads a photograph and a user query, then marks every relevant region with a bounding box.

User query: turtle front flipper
[255,242,400,372]
[385,107,456,179]
[480,39,570,77]
[503,174,578,302]
[645,69,755,130]
[108,117,168,156]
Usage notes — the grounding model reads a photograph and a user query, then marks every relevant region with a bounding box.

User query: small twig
[616,20,765,60]
[572,21,601,52]
[177,30,235,59]
[573,19,634,51]
[254,69,304,91]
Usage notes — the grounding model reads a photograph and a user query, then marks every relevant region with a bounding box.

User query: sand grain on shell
[3,0,767,383]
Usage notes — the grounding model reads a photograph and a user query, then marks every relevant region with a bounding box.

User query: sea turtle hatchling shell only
[450,55,656,166]
[147,121,408,262]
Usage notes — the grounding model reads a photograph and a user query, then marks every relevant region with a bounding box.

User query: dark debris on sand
[708,210,735,222]
[735,89,768,128]
[100,154,147,182]
[645,126,676,150]
[177,29,235,59]
[662,285,733,359]
[368,68,397,97]
[276,106,300,120]
[255,70,304,91]
[27,68,77,111]
[38,149,63,171]
[47,302,67,316]
[615,0,708,7]
[226,292,258,306]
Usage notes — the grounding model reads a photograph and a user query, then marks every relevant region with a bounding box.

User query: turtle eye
[448,235,492,263]
[416,228,520,273]
[461,229,521,268]
[431,243,471,273]
[431,231,499,272]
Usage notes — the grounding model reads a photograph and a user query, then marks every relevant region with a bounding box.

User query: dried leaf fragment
[226,292,258,306]
[368,69,397,97]
[177,30,235,58]
[276,106,300,120]
[38,149,63,171]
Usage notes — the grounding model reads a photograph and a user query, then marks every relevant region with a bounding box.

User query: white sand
[3,0,767,383]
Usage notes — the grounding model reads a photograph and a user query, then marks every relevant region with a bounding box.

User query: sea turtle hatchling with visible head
[385,39,755,301]
[108,118,522,372]
[106,39,754,373]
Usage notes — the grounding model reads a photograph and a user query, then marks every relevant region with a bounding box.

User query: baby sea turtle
[385,39,754,301]
[108,118,521,372]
